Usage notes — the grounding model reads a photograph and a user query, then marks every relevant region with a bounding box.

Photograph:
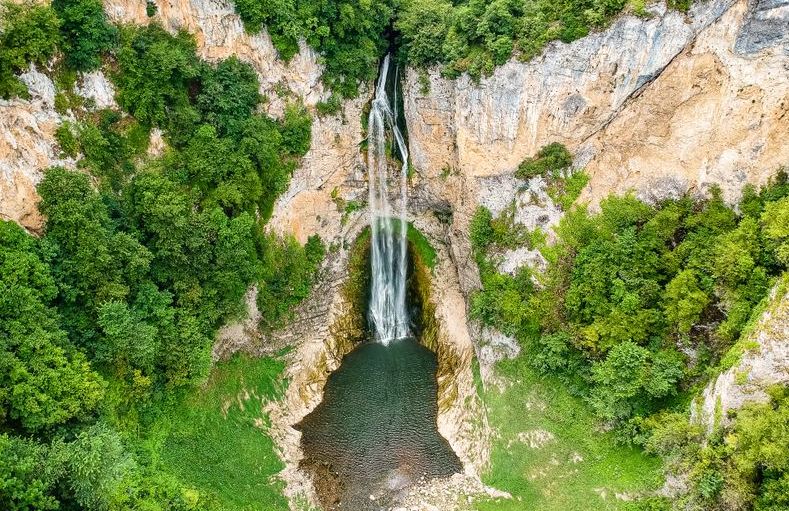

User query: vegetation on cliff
[471,160,789,508]
[1,8,321,509]
[397,0,641,79]
[228,0,673,97]
[2,0,686,101]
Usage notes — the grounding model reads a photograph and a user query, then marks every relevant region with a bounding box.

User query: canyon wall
[1,0,788,507]
[404,0,789,208]
[0,68,71,232]
[692,276,789,432]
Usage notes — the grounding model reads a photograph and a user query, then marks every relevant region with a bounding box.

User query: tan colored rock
[268,95,369,244]
[404,0,788,209]
[0,68,73,232]
[581,0,789,206]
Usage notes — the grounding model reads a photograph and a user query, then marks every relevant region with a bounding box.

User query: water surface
[298,338,461,510]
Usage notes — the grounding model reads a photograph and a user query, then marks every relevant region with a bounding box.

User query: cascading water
[367,54,410,345]
[298,55,462,510]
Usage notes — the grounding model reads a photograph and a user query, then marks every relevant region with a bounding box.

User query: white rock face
[692,278,789,432]
[76,71,117,109]
[19,67,56,107]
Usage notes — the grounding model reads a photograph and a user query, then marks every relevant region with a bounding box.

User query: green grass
[547,170,590,211]
[143,355,289,510]
[476,355,663,511]
[407,223,438,270]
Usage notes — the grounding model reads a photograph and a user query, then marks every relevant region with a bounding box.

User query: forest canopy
[1,3,322,508]
[470,141,789,510]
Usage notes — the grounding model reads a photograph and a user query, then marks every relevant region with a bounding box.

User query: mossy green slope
[476,356,663,511]
[140,355,289,510]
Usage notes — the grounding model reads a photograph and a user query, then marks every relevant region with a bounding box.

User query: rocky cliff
[404,0,788,207]
[1,0,788,507]
[0,68,70,232]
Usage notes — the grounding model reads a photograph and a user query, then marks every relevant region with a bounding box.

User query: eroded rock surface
[581,0,789,206]
[0,68,72,232]
[404,0,789,209]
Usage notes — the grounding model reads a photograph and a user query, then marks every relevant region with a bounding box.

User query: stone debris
[512,429,555,449]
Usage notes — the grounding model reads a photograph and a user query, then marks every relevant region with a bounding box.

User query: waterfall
[367,54,410,345]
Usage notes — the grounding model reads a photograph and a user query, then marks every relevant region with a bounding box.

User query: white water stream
[367,54,410,345]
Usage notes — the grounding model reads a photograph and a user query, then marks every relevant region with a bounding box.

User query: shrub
[516,142,573,180]
[114,25,201,136]
[257,234,326,331]
[196,57,261,139]
[0,1,61,98]
[52,0,118,72]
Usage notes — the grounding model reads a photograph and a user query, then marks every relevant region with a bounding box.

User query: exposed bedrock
[404,0,789,209]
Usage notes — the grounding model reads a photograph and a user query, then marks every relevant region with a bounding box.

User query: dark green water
[297,338,461,510]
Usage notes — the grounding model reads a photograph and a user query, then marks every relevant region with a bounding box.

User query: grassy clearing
[475,355,663,511]
[142,355,289,510]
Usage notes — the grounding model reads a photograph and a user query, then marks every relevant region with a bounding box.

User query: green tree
[176,124,262,215]
[196,57,261,139]
[52,0,118,71]
[38,167,152,349]
[0,435,60,510]
[114,25,201,138]
[664,269,710,338]
[589,342,683,422]
[397,0,452,67]
[55,423,135,510]
[0,220,105,431]
[0,1,61,98]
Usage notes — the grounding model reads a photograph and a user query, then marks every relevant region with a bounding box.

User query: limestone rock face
[76,71,117,109]
[267,94,370,244]
[581,0,789,206]
[692,278,789,432]
[404,0,732,178]
[404,0,789,207]
[0,68,73,232]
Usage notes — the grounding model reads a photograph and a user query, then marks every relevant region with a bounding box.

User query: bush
[52,0,118,72]
[114,25,201,136]
[469,206,495,253]
[516,142,573,180]
[257,234,325,330]
[0,1,61,98]
[55,122,80,158]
